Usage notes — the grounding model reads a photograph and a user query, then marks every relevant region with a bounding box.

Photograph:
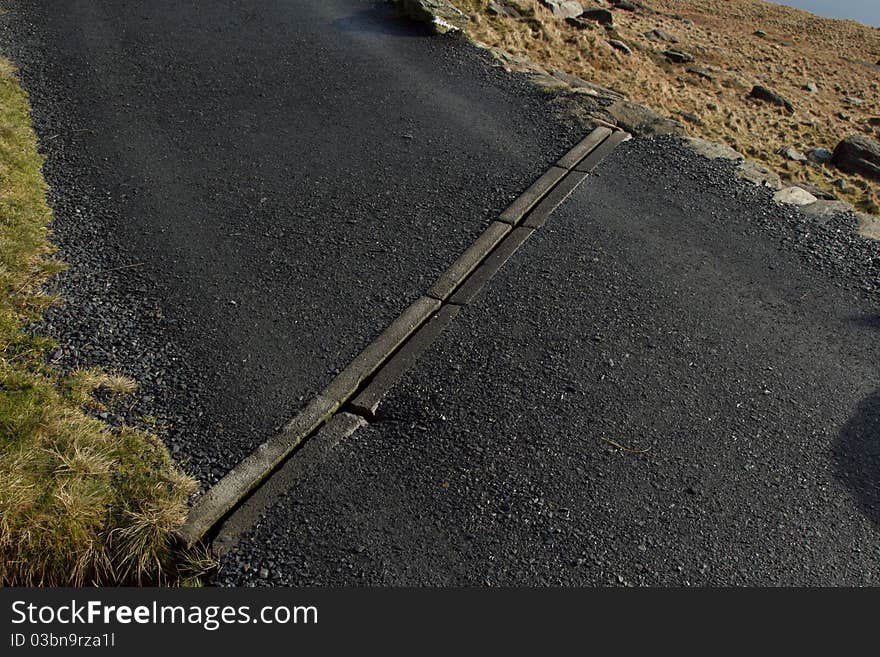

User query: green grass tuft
[0,57,206,586]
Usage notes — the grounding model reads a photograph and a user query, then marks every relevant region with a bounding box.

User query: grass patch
[0,57,206,586]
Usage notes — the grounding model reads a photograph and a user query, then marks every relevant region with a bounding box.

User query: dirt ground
[454,0,880,213]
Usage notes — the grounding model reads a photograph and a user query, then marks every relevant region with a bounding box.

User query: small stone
[499,0,535,15]
[792,182,835,200]
[486,2,506,16]
[664,49,694,63]
[773,186,818,206]
[685,137,743,161]
[867,117,880,127]
[686,66,715,81]
[645,28,678,43]
[607,100,686,136]
[754,29,767,38]
[806,147,833,164]
[777,146,807,162]
[607,39,632,54]
[610,0,638,11]
[540,0,583,18]
[750,85,794,113]
[803,82,818,92]
[565,16,595,29]
[843,96,864,105]
[738,160,782,189]
[833,178,848,191]
[580,8,613,25]
[678,111,702,125]
[259,567,269,579]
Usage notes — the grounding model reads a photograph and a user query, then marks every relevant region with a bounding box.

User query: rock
[259,567,269,579]
[664,49,694,63]
[685,137,743,162]
[487,2,516,17]
[677,110,702,125]
[750,85,794,113]
[754,30,767,38]
[837,112,850,121]
[392,0,468,32]
[541,0,583,18]
[832,178,848,191]
[529,71,569,91]
[738,160,782,189]
[607,39,632,54]
[777,146,807,162]
[807,147,833,164]
[774,186,818,206]
[551,68,625,99]
[501,0,536,15]
[610,0,638,10]
[565,16,596,29]
[686,66,715,81]
[644,28,678,42]
[842,96,864,105]
[791,182,835,200]
[831,134,880,181]
[868,118,880,127]
[857,212,880,241]
[607,100,686,136]
[580,8,613,25]
[803,82,818,92]
[799,200,852,222]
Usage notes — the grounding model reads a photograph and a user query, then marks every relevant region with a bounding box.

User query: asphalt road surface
[2,1,879,585]
[217,138,880,586]
[0,0,580,484]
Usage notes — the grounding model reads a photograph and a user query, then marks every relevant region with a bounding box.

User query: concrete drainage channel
[176,126,631,555]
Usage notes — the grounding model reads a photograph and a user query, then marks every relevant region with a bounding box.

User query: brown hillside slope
[454,0,880,214]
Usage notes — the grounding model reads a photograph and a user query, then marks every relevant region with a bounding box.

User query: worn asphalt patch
[0,0,583,486]
[216,137,880,586]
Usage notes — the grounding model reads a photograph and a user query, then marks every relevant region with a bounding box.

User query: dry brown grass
[0,57,206,586]
[455,0,880,213]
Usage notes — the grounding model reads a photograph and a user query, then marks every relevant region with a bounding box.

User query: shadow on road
[833,314,880,530]
[332,8,432,37]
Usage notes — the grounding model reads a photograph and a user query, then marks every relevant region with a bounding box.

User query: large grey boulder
[391,0,468,32]
[831,134,880,181]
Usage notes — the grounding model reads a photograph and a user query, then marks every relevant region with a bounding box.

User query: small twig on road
[600,437,652,454]
[47,128,95,141]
